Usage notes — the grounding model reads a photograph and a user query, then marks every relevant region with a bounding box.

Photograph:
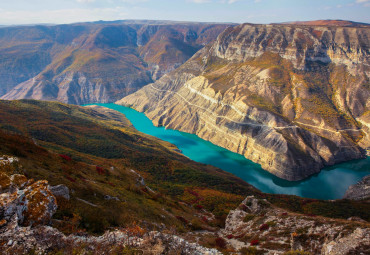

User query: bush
[60,154,72,161]
[243,214,255,222]
[215,237,227,249]
[194,204,204,210]
[283,251,310,255]
[96,166,105,175]
[259,224,269,231]
[250,239,259,246]
[239,247,265,255]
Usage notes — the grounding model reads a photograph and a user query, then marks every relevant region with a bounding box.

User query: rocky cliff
[343,175,370,200]
[219,196,370,254]
[118,23,370,181]
[0,21,230,104]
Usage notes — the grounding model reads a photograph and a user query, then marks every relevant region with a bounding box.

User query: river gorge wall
[118,23,370,181]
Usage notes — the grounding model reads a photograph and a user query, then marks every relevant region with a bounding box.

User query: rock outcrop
[118,23,370,181]
[0,172,57,227]
[321,228,370,255]
[219,196,370,254]
[0,21,230,104]
[50,184,70,200]
[0,171,220,254]
[343,175,370,200]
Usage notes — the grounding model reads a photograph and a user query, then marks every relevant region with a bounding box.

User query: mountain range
[0,21,230,104]
[0,19,370,254]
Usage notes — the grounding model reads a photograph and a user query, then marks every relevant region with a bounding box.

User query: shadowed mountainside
[0,21,230,104]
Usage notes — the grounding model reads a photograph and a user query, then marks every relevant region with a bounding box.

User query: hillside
[0,21,230,104]
[118,22,370,181]
[0,99,369,254]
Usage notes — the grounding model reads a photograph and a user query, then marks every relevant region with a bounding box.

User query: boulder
[0,172,57,227]
[50,184,70,200]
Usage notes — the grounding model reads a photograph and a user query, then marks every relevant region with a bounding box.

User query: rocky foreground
[1,157,369,254]
[119,23,370,181]
[0,163,220,255]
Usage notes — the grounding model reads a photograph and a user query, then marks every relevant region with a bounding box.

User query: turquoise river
[86,103,370,200]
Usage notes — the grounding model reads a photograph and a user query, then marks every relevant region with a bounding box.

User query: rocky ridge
[118,23,370,181]
[343,175,370,200]
[0,160,221,254]
[216,196,370,254]
[0,21,230,104]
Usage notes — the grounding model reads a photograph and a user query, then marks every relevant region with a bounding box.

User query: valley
[86,103,370,200]
[0,16,369,254]
[0,99,369,254]
[119,22,370,181]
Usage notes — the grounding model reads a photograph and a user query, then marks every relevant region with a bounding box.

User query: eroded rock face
[221,196,370,254]
[50,184,70,200]
[0,172,57,227]
[321,228,370,255]
[343,175,370,200]
[118,23,370,181]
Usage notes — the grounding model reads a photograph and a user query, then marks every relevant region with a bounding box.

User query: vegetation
[0,99,369,240]
[0,99,255,234]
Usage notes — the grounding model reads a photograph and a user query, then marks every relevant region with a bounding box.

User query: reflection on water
[86,103,370,200]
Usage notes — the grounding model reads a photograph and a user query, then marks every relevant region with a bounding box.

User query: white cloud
[188,0,212,3]
[77,0,95,3]
[0,7,128,25]
[356,0,370,7]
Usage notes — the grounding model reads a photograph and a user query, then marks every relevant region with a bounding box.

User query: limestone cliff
[118,23,370,181]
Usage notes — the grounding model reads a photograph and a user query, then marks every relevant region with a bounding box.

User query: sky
[0,0,368,25]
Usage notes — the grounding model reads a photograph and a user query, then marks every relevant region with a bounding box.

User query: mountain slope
[118,23,370,181]
[1,99,369,254]
[0,22,230,104]
[0,99,257,232]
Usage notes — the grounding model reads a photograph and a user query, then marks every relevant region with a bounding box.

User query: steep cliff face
[0,21,229,104]
[118,23,370,181]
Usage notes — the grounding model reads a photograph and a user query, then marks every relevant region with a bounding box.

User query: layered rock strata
[118,23,370,180]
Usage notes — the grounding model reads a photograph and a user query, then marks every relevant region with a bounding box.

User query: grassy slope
[0,99,369,236]
[0,99,255,233]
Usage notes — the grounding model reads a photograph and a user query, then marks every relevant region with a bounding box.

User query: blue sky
[0,0,368,25]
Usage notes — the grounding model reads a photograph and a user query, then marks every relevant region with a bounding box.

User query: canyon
[118,22,370,181]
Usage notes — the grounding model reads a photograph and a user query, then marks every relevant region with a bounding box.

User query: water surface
[86,103,370,200]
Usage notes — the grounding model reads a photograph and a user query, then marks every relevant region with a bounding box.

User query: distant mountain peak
[276,19,370,27]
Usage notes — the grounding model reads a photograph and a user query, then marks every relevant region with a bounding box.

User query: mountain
[280,20,370,27]
[0,21,230,104]
[1,99,369,254]
[118,22,370,181]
